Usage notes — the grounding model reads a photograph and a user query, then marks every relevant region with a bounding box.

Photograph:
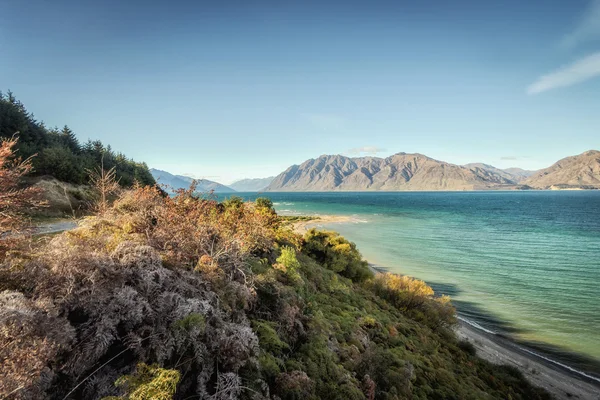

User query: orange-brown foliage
[0,137,44,256]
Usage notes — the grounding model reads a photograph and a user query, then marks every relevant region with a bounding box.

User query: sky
[1,0,599,184]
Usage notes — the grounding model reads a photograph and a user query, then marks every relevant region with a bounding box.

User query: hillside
[524,150,600,189]
[0,91,155,187]
[266,153,517,191]
[463,163,533,183]
[230,176,275,192]
[503,167,535,181]
[150,168,236,193]
[0,186,551,399]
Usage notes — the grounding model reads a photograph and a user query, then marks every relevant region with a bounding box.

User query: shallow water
[224,191,600,376]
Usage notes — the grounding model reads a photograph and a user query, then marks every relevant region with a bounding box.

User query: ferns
[105,363,180,400]
[0,186,550,400]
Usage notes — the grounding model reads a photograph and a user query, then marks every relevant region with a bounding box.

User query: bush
[371,273,433,309]
[458,339,477,356]
[106,363,180,400]
[255,197,274,211]
[302,229,372,283]
[371,273,456,330]
[275,246,303,284]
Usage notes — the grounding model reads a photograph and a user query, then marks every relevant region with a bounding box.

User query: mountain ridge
[524,150,600,189]
[150,168,236,193]
[229,176,275,192]
[266,151,600,191]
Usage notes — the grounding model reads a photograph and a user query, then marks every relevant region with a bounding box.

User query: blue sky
[1,0,599,183]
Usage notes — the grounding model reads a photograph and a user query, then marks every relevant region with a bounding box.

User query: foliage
[370,273,456,330]
[255,197,274,211]
[275,246,303,285]
[0,91,155,187]
[88,157,121,215]
[0,136,45,255]
[0,189,551,400]
[303,229,373,282]
[371,273,434,308]
[105,363,180,400]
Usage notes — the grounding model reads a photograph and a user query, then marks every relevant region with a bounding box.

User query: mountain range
[523,150,600,189]
[150,169,236,193]
[264,150,600,191]
[151,150,600,193]
[229,177,275,192]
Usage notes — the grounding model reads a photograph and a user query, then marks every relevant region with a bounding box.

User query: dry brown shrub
[0,137,45,257]
[0,291,74,399]
[0,184,277,399]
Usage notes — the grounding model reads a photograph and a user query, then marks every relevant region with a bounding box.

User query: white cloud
[561,0,600,48]
[527,52,600,94]
[346,146,387,155]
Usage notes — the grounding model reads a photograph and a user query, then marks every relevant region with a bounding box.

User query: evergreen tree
[0,91,155,187]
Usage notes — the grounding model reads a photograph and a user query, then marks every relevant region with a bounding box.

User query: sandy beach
[292,217,600,400]
[290,214,356,234]
[457,321,600,400]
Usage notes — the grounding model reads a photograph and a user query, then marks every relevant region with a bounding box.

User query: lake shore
[292,216,600,400]
[290,214,355,234]
[457,321,600,400]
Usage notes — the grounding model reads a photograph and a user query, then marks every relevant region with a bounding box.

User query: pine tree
[61,125,80,153]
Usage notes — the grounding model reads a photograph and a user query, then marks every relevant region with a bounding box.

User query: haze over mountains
[265,151,600,191]
[229,177,274,192]
[463,163,534,183]
[150,169,235,193]
[151,150,600,193]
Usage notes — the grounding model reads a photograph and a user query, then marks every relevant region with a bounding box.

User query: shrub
[371,273,456,330]
[371,273,433,309]
[275,246,303,284]
[458,339,477,356]
[0,136,45,255]
[106,363,180,400]
[255,197,274,211]
[302,229,372,282]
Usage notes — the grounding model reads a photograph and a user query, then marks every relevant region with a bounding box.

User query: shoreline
[457,321,600,399]
[289,214,356,235]
[291,216,600,400]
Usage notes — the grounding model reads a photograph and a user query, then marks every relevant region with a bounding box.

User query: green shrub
[106,363,180,400]
[458,339,477,356]
[252,319,289,355]
[255,197,274,211]
[222,195,244,209]
[276,246,303,284]
[302,229,372,283]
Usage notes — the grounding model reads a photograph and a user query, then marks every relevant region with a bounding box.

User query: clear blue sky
[1,0,599,183]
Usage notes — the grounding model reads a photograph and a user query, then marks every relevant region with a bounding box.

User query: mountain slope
[150,168,236,193]
[464,163,520,183]
[503,167,535,181]
[229,176,275,192]
[266,153,517,191]
[524,150,600,189]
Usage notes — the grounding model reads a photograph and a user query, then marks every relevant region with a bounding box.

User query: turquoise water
[226,191,600,377]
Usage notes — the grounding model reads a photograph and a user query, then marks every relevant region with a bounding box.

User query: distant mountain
[524,150,600,189]
[503,167,535,181]
[229,177,275,192]
[463,163,519,183]
[150,169,236,193]
[265,153,517,191]
[463,164,534,183]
